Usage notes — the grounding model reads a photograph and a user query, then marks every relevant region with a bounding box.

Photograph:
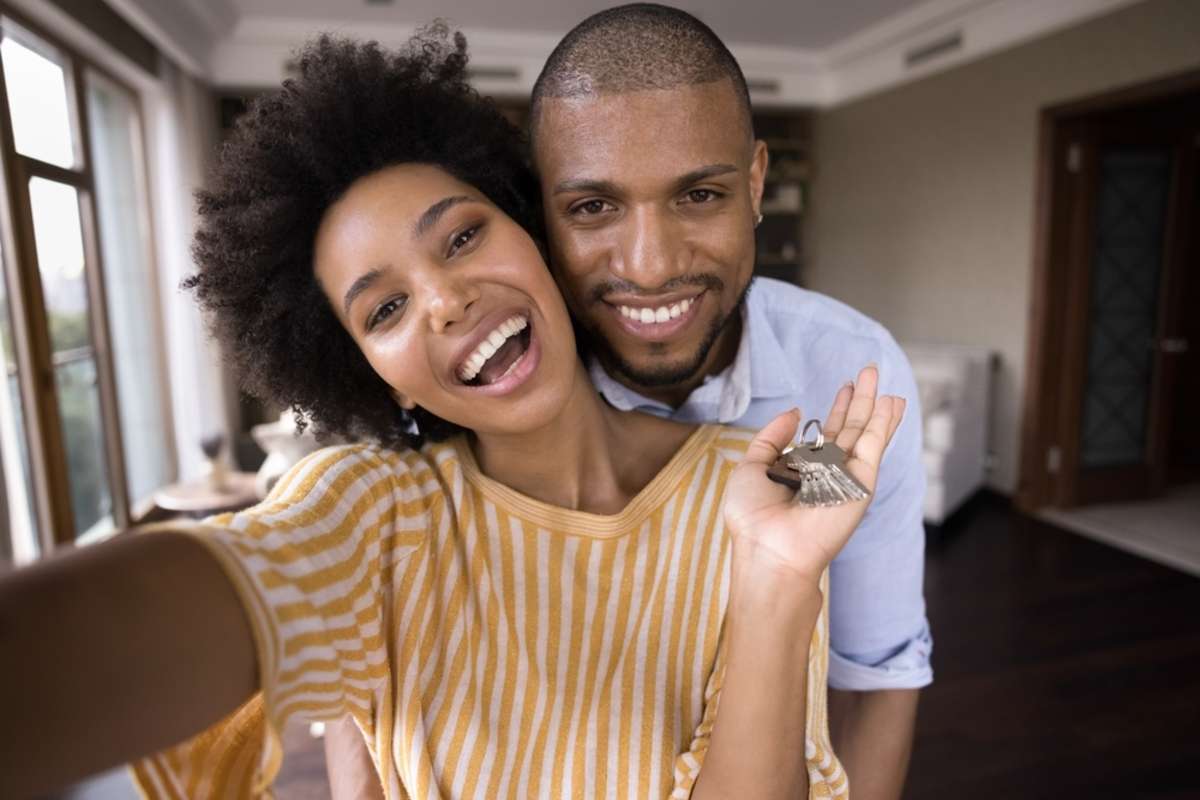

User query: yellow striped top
[131,425,847,799]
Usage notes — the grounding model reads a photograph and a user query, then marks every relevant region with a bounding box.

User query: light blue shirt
[589,277,933,690]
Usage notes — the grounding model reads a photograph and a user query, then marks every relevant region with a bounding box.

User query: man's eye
[448,225,480,256]
[570,199,613,216]
[684,189,723,204]
[367,297,406,331]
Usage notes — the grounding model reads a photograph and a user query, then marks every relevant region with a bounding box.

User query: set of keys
[766,419,871,507]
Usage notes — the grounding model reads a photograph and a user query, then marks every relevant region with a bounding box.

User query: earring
[754,212,763,228]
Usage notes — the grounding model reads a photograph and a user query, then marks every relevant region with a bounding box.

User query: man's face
[534,80,767,395]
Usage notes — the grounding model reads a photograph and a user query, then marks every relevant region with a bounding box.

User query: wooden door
[1054,93,1199,506]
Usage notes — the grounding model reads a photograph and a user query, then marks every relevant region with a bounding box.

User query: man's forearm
[692,541,820,800]
[828,687,919,800]
[325,715,385,800]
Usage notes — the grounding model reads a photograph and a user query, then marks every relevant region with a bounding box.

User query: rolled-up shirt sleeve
[827,339,933,691]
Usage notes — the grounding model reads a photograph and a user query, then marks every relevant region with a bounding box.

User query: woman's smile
[450,308,541,396]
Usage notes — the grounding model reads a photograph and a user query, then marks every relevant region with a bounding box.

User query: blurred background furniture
[901,343,994,525]
[152,471,259,519]
[250,411,324,499]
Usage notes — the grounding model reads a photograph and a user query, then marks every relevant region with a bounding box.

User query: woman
[0,30,903,800]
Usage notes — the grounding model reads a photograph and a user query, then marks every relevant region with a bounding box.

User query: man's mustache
[588,274,725,304]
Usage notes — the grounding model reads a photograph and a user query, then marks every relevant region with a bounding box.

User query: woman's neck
[468,363,694,515]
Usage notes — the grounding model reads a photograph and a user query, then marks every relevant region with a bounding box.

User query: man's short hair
[530,3,753,139]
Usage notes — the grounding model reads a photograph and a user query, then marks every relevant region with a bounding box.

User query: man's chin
[588,331,710,388]
[609,356,708,389]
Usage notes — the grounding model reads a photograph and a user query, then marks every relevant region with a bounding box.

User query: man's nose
[422,271,479,333]
[612,207,686,290]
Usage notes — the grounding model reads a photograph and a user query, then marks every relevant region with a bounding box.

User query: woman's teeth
[458,314,528,382]
[617,297,694,324]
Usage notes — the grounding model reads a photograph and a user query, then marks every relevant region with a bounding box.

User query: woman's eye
[367,297,406,331]
[448,225,480,256]
[684,189,723,204]
[570,199,612,216]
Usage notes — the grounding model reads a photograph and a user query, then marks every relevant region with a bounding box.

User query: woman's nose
[424,273,480,333]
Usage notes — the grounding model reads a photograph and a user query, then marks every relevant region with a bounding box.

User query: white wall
[806,0,1200,493]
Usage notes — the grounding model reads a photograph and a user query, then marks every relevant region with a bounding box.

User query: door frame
[1016,68,1200,513]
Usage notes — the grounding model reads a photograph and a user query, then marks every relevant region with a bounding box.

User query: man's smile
[604,289,707,343]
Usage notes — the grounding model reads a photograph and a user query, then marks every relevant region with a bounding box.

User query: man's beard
[587,277,753,390]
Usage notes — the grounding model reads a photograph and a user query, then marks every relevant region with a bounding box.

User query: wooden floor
[907,495,1200,799]
[50,495,1200,798]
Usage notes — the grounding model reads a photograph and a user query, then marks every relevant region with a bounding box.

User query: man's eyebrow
[552,177,621,197]
[342,267,385,317]
[670,163,739,194]
[552,164,740,197]
[414,195,474,239]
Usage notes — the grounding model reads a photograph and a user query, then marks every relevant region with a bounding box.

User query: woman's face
[313,163,578,435]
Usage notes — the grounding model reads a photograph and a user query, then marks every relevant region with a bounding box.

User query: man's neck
[618,314,743,409]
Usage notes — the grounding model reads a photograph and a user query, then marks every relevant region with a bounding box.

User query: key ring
[800,419,824,450]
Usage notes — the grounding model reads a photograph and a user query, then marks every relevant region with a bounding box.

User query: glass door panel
[27,177,111,537]
[1078,148,1171,468]
[0,240,37,563]
[86,71,172,504]
[0,26,77,168]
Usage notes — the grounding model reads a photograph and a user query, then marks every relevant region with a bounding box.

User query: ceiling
[227,0,930,50]
[100,0,1144,105]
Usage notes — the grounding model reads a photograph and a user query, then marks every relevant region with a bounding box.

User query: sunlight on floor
[1039,483,1200,577]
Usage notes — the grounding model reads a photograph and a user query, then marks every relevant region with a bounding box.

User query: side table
[153,472,261,519]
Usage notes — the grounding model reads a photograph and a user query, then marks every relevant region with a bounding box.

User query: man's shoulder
[751,277,893,343]
[749,278,910,381]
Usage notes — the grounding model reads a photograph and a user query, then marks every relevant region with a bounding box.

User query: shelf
[756,254,800,266]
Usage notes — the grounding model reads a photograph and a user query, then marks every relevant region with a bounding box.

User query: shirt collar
[744,283,799,399]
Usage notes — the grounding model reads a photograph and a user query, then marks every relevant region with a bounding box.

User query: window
[0,15,174,558]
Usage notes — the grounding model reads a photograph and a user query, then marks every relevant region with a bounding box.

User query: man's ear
[391,389,416,410]
[749,139,769,216]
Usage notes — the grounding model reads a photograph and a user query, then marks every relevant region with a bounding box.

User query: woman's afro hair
[187,26,541,449]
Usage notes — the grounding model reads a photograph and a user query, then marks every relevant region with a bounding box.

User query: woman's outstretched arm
[0,530,258,797]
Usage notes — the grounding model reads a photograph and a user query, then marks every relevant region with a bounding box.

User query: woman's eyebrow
[414,195,474,239]
[343,266,386,317]
[342,195,479,316]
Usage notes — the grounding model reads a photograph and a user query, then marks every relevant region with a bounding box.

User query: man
[330,5,930,798]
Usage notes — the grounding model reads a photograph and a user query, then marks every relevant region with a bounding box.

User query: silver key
[766,419,871,507]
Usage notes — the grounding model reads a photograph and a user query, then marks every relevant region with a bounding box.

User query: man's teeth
[459,315,528,382]
[618,297,694,324]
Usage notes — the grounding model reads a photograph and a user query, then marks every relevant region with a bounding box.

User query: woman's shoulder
[703,424,758,461]
[267,438,460,506]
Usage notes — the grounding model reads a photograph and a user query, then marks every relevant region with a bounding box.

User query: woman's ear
[391,389,416,410]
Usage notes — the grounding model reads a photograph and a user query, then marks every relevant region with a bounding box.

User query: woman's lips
[607,291,705,342]
[459,319,541,397]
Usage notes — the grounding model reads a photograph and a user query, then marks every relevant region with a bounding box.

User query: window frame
[0,6,176,550]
